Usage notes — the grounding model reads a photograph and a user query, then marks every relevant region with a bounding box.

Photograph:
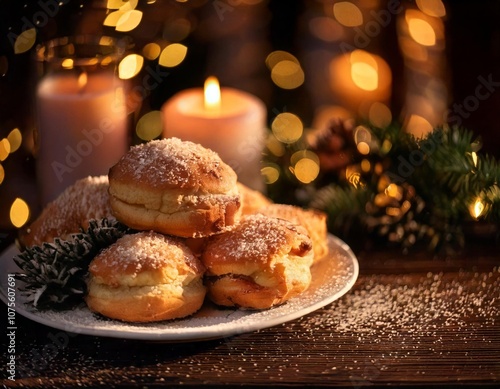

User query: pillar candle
[161,78,267,191]
[36,71,128,205]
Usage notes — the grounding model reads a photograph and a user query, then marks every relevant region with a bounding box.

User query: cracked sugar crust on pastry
[108,138,242,238]
[86,231,206,323]
[21,175,114,247]
[201,214,314,310]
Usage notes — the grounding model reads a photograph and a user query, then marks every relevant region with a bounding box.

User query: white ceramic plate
[0,234,358,341]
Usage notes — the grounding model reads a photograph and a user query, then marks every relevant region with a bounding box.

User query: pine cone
[308,117,357,174]
[364,175,427,251]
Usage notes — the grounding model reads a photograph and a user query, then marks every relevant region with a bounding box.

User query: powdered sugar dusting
[24,175,114,246]
[90,231,201,276]
[3,235,358,340]
[113,138,230,190]
[204,214,310,264]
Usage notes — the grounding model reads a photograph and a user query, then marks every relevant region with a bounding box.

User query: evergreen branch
[14,218,133,310]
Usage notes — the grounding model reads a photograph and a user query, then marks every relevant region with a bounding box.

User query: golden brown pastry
[201,214,314,310]
[237,182,273,215]
[256,204,328,261]
[86,231,206,322]
[108,138,241,238]
[21,175,114,247]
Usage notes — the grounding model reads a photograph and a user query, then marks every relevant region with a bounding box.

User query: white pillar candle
[36,71,128,205]
[161,77,267,191]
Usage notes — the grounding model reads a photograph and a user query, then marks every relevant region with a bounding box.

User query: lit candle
[161,77,267,191]
[36,71,128,205]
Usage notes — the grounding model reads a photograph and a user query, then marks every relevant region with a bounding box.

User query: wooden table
[1,242,499,388]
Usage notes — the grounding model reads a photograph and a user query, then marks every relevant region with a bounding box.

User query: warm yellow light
[333,2,363,27]
[265,50,299,70]
[385,183,403,201]
[116,10,143,32]
[0,164,4,185]
[471,198,485,219]
[118,54,144,79]
[0,139,11,161]
[416,0,446,17]
[10,198,30,228]
[408,17,436,46]
[266,134,286,157]
[405,114,433,138]
[7,128,22,153]
[107,0,126,9]
[357,141,370,155]
[471,151,478,167]
[61,58,74,69]
[204,77,221,111]
[78,72,88,89]
[143,43,161,60]
[345,166,361,188]
[351,62,378,91]
[14,28,36,54]
[271,60,305,90]
[294,158,320,184]
[103,10,124,27]
[272,113,303,144]
[120,0,138,11]
[159,43,188,67]
[261,165,280,184]
[136,111,163,141]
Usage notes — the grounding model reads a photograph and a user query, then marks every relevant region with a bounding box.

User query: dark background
[0,0,499,244]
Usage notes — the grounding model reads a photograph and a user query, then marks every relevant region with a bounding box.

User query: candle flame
[204,76,221,111]
[78,71,88,91]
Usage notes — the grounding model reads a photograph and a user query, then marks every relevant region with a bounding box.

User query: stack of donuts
[22,138,328,323]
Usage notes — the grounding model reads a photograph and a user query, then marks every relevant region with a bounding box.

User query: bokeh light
[294,158,320,184]
[271,60,305,89]
[163,18,192,41]
[265,50,299,70]
[0,164,4,185]
[271,113,303,144]
[142,42,161,60]
[116,10,143,32]
[7,128,22,153]
[333,2,363,27]
[159,43,188,67]
[136,111,163,141]
[118,54,144,79]
[261,164,280,184]
[10,198,30,228]
[416,0,446,17]
[405,114,433,137]
[103,11,124,27]
[14,28,36,54]
[0,139,11,161]
[408,17,436,46]
[290,149,320,185]
[368,102,392,128]
[266,133,286,157]
[470,197,486,219]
